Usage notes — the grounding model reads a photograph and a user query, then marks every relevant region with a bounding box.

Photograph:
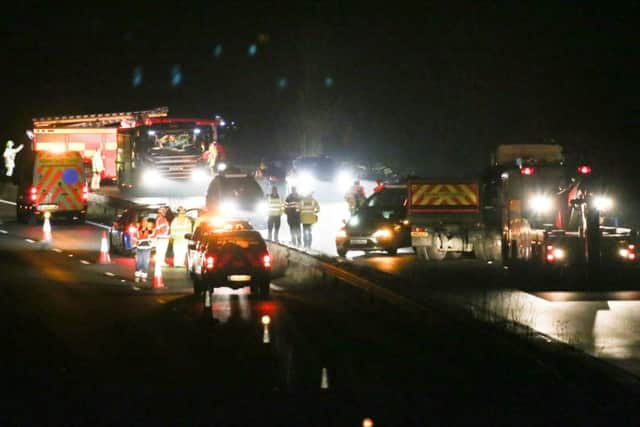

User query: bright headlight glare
[348,216,359,226]
[191,168,209,182]
[336,170,353,191]
[336,229,347,238]
[217,162,227,172]
[220,199,238,215]
[552,248,565,260]
[256,201,268,215]
[619,248,630,258]
[593,195,613,212]
[373,228,392,239]
[529,194,553,213]
[142,169,161,186]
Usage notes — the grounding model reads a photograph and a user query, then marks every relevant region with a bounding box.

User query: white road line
[24,238,35,243]
[0,229,8,234]
[0,199,17,206]
[104,272,115,277]
[52,248,63,253]
[80,260,91,265]
[85,220,111,230]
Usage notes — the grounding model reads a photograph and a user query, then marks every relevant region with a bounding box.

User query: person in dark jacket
[284,186,302,247]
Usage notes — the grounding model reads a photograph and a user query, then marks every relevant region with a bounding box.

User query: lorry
[409,144,637,267]
[16,151,88,223]
[31,107,223,189]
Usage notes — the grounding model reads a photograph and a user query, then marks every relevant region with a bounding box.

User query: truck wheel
[415,246,429,261]
[426,246,447,261]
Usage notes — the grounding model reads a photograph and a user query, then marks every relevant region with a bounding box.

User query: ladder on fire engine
[32,106,169,128]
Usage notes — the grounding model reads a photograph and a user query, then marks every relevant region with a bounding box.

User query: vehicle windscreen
[220,178,263,200]
[146,124,213,155]
[367,188,407,208]
[207,234,264,249]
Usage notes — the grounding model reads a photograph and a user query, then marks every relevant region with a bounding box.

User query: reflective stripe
[267,195,283,216]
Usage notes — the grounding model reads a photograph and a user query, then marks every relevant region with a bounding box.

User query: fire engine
[31,107,223,189]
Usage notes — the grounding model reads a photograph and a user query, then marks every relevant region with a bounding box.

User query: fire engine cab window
[150,131,195,152]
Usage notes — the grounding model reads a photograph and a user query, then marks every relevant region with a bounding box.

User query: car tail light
[577,165,592,175]
[82,185,89,201]
[412,226,425,233]
[520,166,535,176]
[621,244,636,261]
[262,254,271,268]
[30,186,37,202]
[206,255,216,270]
[128,225,137,234]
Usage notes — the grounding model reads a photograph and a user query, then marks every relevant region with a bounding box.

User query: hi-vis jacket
[300,196,320,224]
[171,216,193,241]
[154,215,170,239]
[132,227,153,249]
[267,194,284,217]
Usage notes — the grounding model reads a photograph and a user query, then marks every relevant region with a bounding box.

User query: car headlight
[219,199,238,215]
[372,228,392,239]
[217,162,227,172]
[142,169,161,186]
[191,168,209,182]
[336,170,353,192]
[297,171,315,195]
[348,215,359,226]
[529,194,553,214]
[593,195,613,212]
[256,201,268,215]
[336,228,347,238]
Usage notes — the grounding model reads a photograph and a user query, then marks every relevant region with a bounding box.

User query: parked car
[109,204,174,255]
[335,184,411,257]
[186,219,270,298]
[205,172,267,228]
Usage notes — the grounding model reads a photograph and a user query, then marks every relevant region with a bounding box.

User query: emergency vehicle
[16,151,88,223]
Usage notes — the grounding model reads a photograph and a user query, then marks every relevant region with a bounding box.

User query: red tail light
[520,166,535,176]
[262,254,271,268]
[206,255,216,270]
[82,185,89,200]
[29,186,37,202]
[577,165,592,175]
[412,226,425,233]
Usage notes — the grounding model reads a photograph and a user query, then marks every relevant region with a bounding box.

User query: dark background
[1,1,638,178]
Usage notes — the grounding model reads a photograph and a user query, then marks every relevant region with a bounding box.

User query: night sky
[2,2,638,177]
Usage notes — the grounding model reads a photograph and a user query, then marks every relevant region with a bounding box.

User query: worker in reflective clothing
[153,207,170,267]
[3,140,24,177]
[133,217,154,282]
[91,146,105,190]
[206,142,218,175]
[300,192,320,249]
[170,206,192,268]
[266,186,283,242]
[285,186,302,247]
[345,179,366,216]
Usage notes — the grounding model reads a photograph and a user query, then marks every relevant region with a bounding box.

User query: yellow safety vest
[267,195,283,216]
[170,216,193,240]
[300,197,319,224]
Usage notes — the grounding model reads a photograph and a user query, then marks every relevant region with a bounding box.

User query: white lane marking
[52,248,63,253]
[24,238,35,243]
[104,272,115,277]
[80,260,91,265]
[0,199,17,206]
[85,220,111,230]
[0,229,8,234]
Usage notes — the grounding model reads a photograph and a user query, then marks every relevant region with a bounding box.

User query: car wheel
[337,248,347,257]
[426,245,447,261]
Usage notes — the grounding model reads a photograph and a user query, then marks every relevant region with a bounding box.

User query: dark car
[186,216,253,271]
[335,184,411,256]
[205,173,267,228]
[187,224,271,298]
[109,204,174,255]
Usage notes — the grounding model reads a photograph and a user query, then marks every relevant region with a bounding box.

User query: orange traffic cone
[98,231,111,264]
[152,261,165,289]
[42,212,52,244]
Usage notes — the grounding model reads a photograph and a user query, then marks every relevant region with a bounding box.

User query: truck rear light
[29,186,37,202]
[262,254,271,268]
[206,255,216,270]
[520,166,535,176]
[545,244,564,262]
[577,165,592,175]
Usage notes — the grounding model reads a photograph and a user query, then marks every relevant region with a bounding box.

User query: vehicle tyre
[415,246,429,261]
[259,281,270,299]
[426,245,447,261]
[337,248,347,257]
[386,247,398,256]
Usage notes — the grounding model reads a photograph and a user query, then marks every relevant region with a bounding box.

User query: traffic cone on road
[42,212,52,245]
[98,231,111,264]
[152,261,165,289]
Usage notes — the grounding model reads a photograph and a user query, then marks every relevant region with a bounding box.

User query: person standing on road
[3,140,24,177]
[300,192,320,249]
[153,207,170,267]
[206,141,218,175]
[133,217,154,282]
[267,185,283,242]
[373,179,385,193]
[91,146,105,191]
[345,179,366,215]
[170,206,192,268]
[285,186,302,247]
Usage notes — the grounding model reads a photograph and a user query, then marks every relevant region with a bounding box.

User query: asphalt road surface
[2,201,640,425]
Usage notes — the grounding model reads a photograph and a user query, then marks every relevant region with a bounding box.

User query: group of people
[132,206,193,282]
[266,185,320,249]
